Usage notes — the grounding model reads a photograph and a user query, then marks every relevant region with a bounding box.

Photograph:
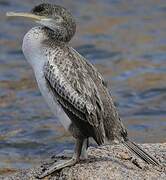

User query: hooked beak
[6,12,44,21]
[6,12,61,31]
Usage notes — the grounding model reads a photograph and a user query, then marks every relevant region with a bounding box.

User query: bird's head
[6,3,76,42]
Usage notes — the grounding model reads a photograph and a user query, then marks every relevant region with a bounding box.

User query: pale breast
[22,26,71,130]
[35,68,71,130]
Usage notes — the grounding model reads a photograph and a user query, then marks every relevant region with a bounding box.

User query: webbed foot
[37,157,78,179]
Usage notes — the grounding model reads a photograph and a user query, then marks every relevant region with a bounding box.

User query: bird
[6,3,161,178]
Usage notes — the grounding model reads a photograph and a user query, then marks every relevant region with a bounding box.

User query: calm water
[0,0,166,175]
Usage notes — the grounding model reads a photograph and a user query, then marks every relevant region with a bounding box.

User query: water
[0,0,165,175]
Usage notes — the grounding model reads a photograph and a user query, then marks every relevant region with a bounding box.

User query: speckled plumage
[42,39,127,145]
[8,3,161,178]
[32,4,76,42]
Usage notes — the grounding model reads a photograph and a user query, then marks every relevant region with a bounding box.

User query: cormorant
[6,3,161,178]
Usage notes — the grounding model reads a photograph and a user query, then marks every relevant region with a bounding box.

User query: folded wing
[43,46,105,144]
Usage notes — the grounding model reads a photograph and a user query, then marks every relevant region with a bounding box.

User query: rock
[1,143,166,180]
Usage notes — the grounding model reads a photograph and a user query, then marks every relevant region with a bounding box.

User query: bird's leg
[53,138,89,160]
[51,138,88,161]
[37,138,84,179]
[80,138,89,160]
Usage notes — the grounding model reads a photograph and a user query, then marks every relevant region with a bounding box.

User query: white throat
[22,26,46,69]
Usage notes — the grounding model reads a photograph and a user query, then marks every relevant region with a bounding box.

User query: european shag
[6,3,161,178]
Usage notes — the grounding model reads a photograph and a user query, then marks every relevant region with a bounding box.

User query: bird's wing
[43,46,104,132]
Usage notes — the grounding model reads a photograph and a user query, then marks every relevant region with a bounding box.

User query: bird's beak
[6,12,44,21]
[6,12,61,32]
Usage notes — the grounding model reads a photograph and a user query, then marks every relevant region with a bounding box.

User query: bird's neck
[22,26,47,70]
[22,25,74,70]
[43,26,75,43]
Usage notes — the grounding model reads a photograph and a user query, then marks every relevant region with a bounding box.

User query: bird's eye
[54,15,63,22]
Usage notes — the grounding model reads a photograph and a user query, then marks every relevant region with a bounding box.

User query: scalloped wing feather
[43,46,104,128]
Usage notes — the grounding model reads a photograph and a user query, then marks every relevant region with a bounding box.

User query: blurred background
[0,0,165,176]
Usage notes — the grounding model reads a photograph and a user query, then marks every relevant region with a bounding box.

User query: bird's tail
[123,140,161,166]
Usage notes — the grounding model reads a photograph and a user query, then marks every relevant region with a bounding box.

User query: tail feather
[123,140,161,166]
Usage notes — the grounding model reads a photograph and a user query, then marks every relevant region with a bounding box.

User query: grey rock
[1,143,166,180]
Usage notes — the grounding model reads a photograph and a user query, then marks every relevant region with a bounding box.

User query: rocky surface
[1,143,166,180]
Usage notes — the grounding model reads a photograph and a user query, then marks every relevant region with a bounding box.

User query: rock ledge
[2,143,166,180]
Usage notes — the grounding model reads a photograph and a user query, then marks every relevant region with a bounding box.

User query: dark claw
[42,167,47,172]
